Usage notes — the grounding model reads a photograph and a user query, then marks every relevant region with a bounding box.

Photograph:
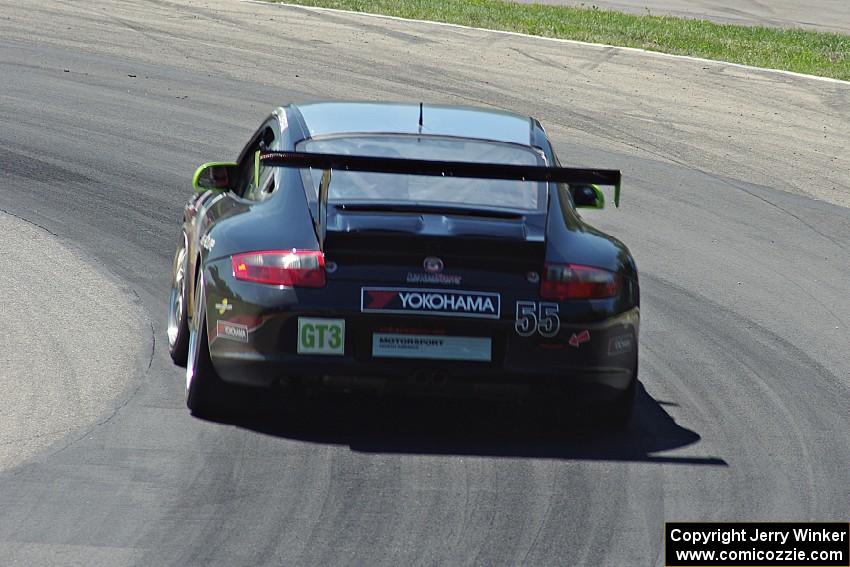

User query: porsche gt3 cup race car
[167,102,640,424]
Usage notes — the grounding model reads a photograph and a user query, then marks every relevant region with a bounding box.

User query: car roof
[287,102,535,146]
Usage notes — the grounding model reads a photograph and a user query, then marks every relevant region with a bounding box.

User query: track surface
[511,0,850,33]
[1,1,848,565]
[0,212,147,473]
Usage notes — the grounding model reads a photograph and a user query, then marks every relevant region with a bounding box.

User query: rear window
[296,135,545,212]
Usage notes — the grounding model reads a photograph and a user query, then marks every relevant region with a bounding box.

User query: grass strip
[268,0,850,81]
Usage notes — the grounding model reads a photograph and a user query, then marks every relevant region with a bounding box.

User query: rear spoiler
[259,150,622,245]
[260,151,621,201]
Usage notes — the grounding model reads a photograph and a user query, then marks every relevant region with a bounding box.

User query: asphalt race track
[0,1,848,565]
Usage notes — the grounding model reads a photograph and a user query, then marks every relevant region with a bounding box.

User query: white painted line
[241,0,850,86]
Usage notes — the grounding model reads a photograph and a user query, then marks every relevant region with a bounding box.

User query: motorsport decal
[215,298,233,315]
[372,333,491,361]
[297,317,345,356]
[608,333,634,355]
[568,330,591,348]
[216,320,248,343]
[361,287,500,319]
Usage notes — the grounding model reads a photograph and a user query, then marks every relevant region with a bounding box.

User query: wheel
[167,238,190,366]
[185,270,232,416]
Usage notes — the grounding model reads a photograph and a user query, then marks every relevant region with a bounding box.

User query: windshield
[296,135,545,212]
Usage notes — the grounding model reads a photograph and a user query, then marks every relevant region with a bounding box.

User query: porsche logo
[423,256,443,273]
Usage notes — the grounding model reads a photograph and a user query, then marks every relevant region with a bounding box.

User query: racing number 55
[515,301,560,337]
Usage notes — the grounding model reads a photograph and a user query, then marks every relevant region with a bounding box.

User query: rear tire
[186,271,233,417]
[167,239,190,366]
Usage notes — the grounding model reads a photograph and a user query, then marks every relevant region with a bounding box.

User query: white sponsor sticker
[361,287,500,319]
[372,333,491,361]
[608,333,634,355]
[298,318,345,356]
[216,320,248,343]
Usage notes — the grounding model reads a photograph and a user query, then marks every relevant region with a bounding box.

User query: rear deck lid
[257,135,621,287]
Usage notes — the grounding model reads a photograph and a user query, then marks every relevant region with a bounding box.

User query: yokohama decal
[361,287,500,319]
[216,320,249,343]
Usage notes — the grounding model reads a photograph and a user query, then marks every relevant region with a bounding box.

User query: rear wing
[259,150,622,244]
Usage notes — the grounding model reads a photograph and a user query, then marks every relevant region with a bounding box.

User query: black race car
[167,102,639,423]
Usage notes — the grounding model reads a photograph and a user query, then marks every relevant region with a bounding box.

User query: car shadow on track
[205,382,726,465]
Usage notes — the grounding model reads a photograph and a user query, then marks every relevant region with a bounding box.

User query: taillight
[540,263,621,300]
[231,250,326,287]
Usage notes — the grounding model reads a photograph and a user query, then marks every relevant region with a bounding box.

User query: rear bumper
[212,353,633,401]
[208,306,639,401]
[200,235,639,403]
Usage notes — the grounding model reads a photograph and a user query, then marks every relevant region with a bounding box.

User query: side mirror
[571,183,605,209]
[192,162,238,193]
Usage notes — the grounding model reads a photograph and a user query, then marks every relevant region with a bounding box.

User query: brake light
[231,250,326,287]
[540,264,620,300]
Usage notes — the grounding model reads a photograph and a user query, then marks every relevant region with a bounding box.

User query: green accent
[575,184,606,210]
[192,162,237,193]
[297,318,345,355]
[300,322,315,348]
[267,0,850,81]
[253,150,260,189]
[317,168,332,247]
[594,184,606,209]
[328,325,342,349]
[615,182,621,208]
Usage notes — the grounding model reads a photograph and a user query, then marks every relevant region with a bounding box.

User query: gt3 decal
[297,317,345,355]
[568,330,591,348]
[361,288,500,319]
[216,320,248,343]
[515,301,560,337]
